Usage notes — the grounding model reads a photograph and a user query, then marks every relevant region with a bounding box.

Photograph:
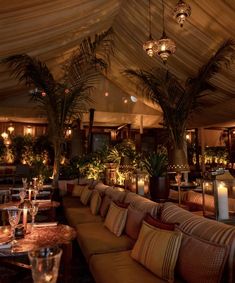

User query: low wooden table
[0,224,76,282]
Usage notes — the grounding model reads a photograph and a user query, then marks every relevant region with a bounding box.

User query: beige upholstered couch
[62,181,235,283]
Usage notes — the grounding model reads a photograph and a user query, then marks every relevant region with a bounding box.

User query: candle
[23,208,28,231]
[217,183,229,220]
[138,178,145,196]
[28,189,32,201]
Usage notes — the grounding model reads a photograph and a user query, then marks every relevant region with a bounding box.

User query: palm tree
[125,39,235,171]
[2,28,114,186]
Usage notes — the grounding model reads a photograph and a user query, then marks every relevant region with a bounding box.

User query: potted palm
[125,39,235,172]
[142,149,169,201]
[2,28,114,187]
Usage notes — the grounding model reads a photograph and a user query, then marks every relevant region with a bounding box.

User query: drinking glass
[7,209,22,244]
[33,187,39,200]
[19,190,26,203]
[22,178,28,190]
[28,246,62,283]
[29,202,39,226]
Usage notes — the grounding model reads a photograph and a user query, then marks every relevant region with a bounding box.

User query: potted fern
[142,148,169,201]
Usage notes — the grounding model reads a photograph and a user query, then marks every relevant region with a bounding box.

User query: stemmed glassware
[29,202,39,227]
[22,178,28,190]
[7,209,22,245]
[19,190,26,203]
[33,187,39,201]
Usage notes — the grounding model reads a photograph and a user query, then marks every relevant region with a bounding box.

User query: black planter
[149,176,169,201]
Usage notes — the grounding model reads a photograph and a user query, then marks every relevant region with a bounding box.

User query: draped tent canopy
[0,0,235,129]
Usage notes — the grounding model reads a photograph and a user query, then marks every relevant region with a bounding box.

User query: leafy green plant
[142,148,168,177]
[2,28,114,187]
[125,39,235,165]
[0,137,6,163]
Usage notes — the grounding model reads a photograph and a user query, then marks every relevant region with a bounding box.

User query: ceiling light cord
[162,0,165,34]
[149,0,152,37]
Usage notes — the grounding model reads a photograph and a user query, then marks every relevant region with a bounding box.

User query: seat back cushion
[125,205,146,240]
[131,221,182,282]
[90,190,102,215]
[80,186,93,205]
[72,184,88,197]
[176,229,229,283]
[104,202,128,237]
[100,195,112,218]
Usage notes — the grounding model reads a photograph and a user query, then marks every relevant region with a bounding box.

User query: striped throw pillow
[80,186,92,205]
[104,202,128,237]
[131,221,182,282]
[90,190,102,215]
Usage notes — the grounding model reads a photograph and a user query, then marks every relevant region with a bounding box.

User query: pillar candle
[138,179,145,196]
[23,208,28,231]
[28,189,32,201]
[217,183,229,220]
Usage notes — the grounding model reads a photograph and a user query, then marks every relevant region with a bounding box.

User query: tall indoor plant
[142,149,169,201]
[2,28,114,187]
[125,39,235,171]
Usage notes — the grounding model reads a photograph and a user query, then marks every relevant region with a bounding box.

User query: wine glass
[7,209,22,245]
[22,178,28,190]
[33,187,39,201]
[19,190,26,203]
[29,202,39,227]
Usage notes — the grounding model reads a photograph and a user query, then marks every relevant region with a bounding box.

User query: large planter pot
[168,148,189,173]
[149,176,169,201]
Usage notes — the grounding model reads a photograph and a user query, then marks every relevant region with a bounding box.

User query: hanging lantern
[155,0,176,63]
[173,0,191,28]
[143,0,157,57]
[154,32,176,63]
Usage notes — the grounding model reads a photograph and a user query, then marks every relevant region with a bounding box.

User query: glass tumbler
[28,246,62,283]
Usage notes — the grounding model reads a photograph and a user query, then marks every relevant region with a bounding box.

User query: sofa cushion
[104,202,128,237]
[161,202,195,224]
[80,186,93,205]
[99,195,111,217]
[105,187,126,202]
[76,222,134,262]
[89,251,169,283]
[125,205,146,240]
[72,184,88,197]
[90,190,102,215]
[65,207,102,227]
[131,221,182,282]
[176,229,228,283]
[144,213,175,231]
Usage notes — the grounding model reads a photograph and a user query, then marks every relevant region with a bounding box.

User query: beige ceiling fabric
[0,0,235,128]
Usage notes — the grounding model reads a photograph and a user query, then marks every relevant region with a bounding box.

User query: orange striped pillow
[80,186,92,205]
[131,221,182,282]
[104,202,128,237]
[90,190,102,215]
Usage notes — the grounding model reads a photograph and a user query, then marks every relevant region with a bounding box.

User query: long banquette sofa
[61,179,235,283]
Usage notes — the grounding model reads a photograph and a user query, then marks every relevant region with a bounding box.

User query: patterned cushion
[176,229,229,283]
[131,221,182,282]
[72,184,88,197]
[161,202,194,224]
[104,202,128,237]
[125,205,146,240]
[100,195,112,217]
[90,190,102,215]
[80,186,93,205]
[144,213,175,231]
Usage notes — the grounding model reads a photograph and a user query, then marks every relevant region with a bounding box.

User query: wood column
[87,108,95,153]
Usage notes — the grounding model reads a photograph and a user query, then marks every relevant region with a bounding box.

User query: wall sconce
[66,128,72,138]
[1,132,8,139]
[24,126,35,136]
[7,124,14,134]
